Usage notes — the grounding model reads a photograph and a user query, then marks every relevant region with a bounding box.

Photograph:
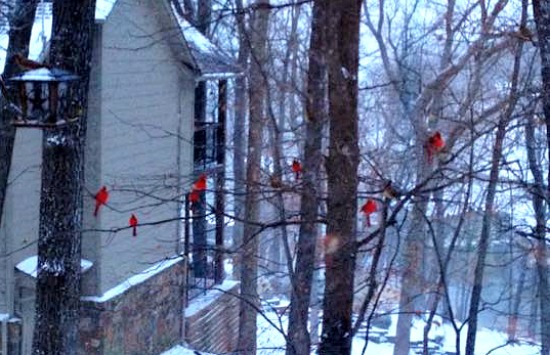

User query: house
[0,0,240,354]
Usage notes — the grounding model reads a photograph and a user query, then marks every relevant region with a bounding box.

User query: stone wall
[184,280,240,354]
[79,259,185,355]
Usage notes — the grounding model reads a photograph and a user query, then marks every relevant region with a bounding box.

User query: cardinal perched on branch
[425,131,445,163]
[291,159,302,180]
[13,53,50,70]
[193,173,207,191]
[94,186,109,217]
[129,214,138,237]
[361,199,377,227]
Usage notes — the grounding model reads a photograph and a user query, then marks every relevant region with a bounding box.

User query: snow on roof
[185,280,239,317]
[82,257,183,303]
[95,0,117,21]
[10,67,79,81]
[171,3,242,79]
[160,345,216,355]
[15,255,93,278]
[0,1,239,81]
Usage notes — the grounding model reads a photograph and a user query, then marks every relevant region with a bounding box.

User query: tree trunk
[318,0,362,354]
[532,1,550,352]
[232,0,249,279]
[31,0,96,354]
[0,0,40,238]
[527,78,550,355]
[191,0,211,279]
[237,1,270,353]
[285,0,326,354]
[464,27,524,354]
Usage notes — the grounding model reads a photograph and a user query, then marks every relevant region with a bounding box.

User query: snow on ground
[257,308,287,354]
[255,309,541,355]
[160,344,216,355]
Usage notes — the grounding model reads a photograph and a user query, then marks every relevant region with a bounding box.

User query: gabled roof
[170,4,242,80]
[0,0,241,80]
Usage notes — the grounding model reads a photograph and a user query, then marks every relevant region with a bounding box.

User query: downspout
[176,81,184,256]
[176,79,187,344]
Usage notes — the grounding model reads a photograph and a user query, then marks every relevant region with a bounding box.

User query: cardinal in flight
[426,131,445,163]
[129,214,138,237]
[291,159,302,180]
[361,199,377,227]
[94,186,109,217]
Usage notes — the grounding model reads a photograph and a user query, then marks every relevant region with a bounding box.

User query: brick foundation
[79,259,185,355]
[184,280,240,354]
[0,318,22,354]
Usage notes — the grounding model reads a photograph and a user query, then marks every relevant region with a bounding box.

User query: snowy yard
[163,306,540,354]
[255,308,541,355]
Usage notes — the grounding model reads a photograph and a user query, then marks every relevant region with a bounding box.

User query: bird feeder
[9,68,80,128]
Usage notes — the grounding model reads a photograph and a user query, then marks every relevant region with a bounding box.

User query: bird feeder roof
[9,67,79,82]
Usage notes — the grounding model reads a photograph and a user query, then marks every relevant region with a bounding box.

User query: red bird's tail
[129,214,138,237]
[189,190,200,205]
[94,186,109,217]
[426,145,433,164]
[291,159,302,180]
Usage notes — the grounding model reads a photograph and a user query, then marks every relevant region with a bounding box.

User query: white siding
[98,0,194,293]
[0,128,42,314]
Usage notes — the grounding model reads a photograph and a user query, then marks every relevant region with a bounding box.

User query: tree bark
[532,1,550,352]
[237,1,270,353]
[231,0,249,278]
[31,1,96,354]
[318,0,362,354]
[0,0,39,238]
[464,26,524,354]
[191,0,210,279]
[285,0,326,354]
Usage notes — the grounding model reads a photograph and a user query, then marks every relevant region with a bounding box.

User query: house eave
[196,71,244,82]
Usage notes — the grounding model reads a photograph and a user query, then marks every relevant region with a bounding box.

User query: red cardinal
[189,189,200,205]
[94,186,109,217]
[426,131,445,163]
[193,173,207,191]
[361,199,377,227]
[129,214,138,237]
[13,53,50,70]
[291,159,302,180]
